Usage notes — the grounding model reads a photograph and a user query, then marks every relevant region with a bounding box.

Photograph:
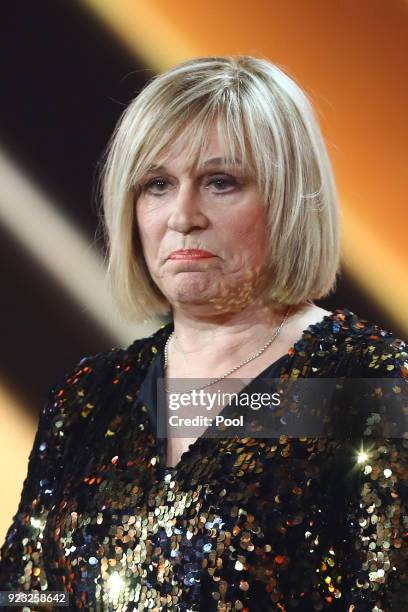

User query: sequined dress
[0,307,407,611]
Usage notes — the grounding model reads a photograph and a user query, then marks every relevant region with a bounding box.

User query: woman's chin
[162,276,259,313]
[165,276,216,301]
[169,291,214,307]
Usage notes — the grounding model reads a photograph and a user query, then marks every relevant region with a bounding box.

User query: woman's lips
[168,249,215,260]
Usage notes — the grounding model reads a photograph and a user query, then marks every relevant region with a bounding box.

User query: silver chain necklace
[164,305,292,394]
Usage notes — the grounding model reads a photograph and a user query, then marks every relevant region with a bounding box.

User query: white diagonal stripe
[0,147,159,345]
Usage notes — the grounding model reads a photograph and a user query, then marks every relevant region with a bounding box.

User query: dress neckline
[160,310,338,471]
[161,349,290,471]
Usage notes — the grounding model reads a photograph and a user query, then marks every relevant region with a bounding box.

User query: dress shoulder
[0,324,171,590]
[317,307,408,379]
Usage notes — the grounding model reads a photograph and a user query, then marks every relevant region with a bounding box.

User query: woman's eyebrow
[145,164,166,173]
[145,158,243,174]
[200,157,242,168]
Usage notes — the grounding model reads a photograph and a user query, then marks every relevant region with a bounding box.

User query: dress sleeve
[346,336,408,609]
[0,355,97,591]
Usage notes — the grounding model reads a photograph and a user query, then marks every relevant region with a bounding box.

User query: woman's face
[135,125,269,315]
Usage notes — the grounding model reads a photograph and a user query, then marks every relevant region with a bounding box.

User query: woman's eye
[143,178,170,195]
[206,176,237,192]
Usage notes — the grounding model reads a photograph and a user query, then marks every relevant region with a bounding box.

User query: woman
[0,56,406,611]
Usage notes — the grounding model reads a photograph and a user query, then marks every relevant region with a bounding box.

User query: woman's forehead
[154,125,221,161]
[148,126,252,174]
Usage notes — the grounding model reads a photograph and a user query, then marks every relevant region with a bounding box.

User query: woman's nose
[167,184,209,233]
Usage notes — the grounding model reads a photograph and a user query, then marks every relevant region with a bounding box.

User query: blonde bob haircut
[100,55,340,323]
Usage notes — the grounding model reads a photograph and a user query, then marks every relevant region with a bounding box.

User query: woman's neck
[166,301,313,379]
